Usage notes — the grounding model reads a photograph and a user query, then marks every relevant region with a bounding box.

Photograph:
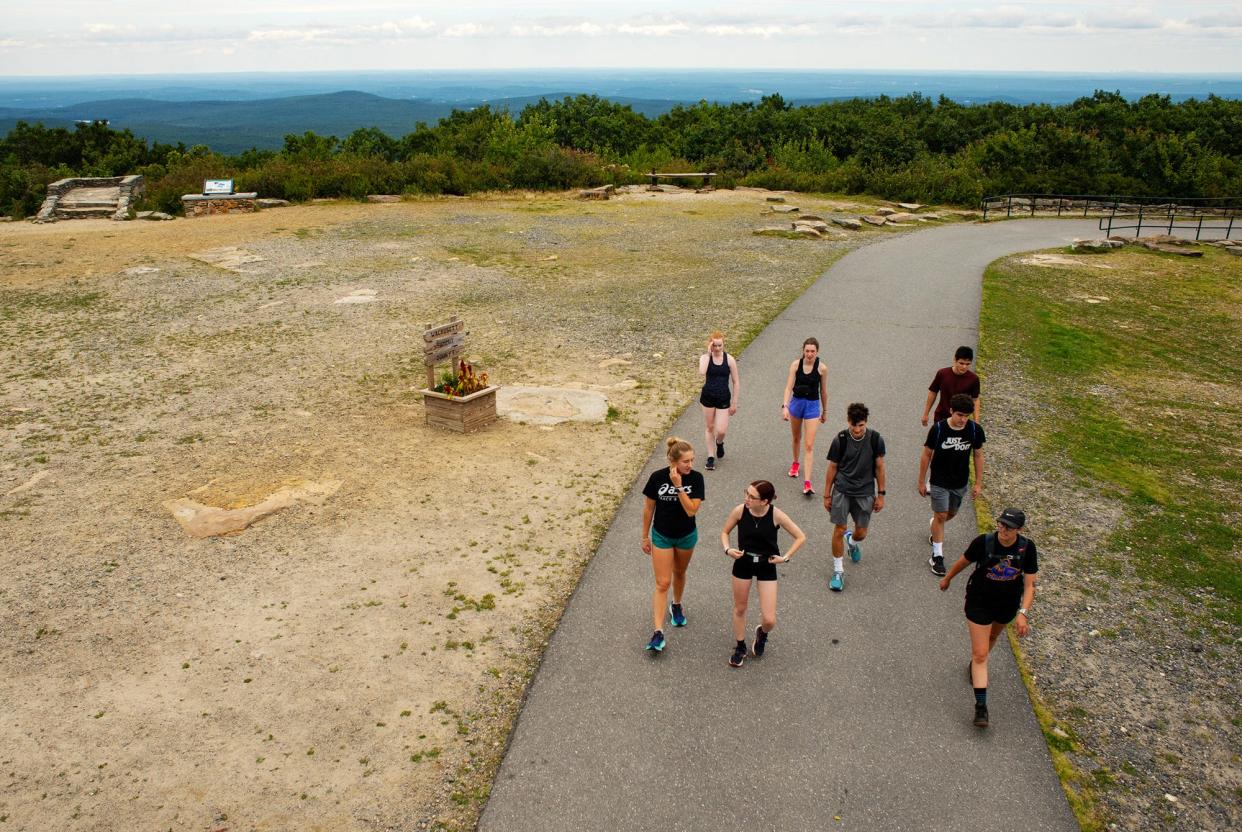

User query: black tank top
[703,352,730,395]
[737,506,779,557]
[792,356,820,400]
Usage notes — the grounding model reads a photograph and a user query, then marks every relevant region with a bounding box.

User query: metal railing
[980,193,1242,240]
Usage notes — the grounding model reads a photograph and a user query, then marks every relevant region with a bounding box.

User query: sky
[2,1,1241,76]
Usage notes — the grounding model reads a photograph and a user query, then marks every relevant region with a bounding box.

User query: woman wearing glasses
[720,480,807,667]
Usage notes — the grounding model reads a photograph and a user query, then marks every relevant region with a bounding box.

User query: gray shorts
[830,490,875,528]
[930,484,969,514]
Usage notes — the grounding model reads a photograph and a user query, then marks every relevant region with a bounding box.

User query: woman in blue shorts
[640,437,705,652]
[720,479,806,667]
[781,337,828,496]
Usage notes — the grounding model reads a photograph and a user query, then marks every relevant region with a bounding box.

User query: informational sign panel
[203,179,234,195]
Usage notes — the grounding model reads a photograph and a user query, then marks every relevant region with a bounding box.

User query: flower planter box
[421,385,499,433]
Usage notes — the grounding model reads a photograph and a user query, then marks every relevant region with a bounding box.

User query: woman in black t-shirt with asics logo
[640,437,705,653]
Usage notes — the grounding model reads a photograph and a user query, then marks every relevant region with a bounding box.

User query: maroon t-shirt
[929,367,980,421]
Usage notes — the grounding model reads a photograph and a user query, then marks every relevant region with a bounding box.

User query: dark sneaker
[716,441,725,459]
[705,457,716,471]
[753,626,768,658]
[669,603,687,628]
[829,571,844,592]
[729,643,746,667]
[929,555,946,576]
[645,630,666,652]
[845,530,861,563]
[973,702,990,728]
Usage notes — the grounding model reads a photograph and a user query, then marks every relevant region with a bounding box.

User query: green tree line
[3,90,1241,217]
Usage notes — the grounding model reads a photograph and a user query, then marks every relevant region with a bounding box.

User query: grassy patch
[981,246,1241,627]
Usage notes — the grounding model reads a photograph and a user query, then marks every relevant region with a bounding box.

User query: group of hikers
[640,333,1038,729]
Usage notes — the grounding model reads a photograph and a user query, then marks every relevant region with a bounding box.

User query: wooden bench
[647,172,717,189]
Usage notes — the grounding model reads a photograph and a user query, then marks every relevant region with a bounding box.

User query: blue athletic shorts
[787,397,821,420]
[651,528,698,550]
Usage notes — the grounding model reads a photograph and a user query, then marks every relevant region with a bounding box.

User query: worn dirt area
[0,188,912,830]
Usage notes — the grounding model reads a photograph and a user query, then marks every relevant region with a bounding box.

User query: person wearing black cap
[938,508,1037,728]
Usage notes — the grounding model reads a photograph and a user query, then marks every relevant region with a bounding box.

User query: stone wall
[181,193,259,217]
[34,175,144,222]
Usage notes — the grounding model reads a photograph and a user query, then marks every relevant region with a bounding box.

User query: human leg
[650,547,674,632]
[801,418,820,488]
[702,407,717,468]
[756,579,778,634]
[714,408,730,457]
[731,577,751,642]
[671,546,695,605]
[789,417,803,474]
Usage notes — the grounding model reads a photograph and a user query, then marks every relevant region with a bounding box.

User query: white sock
[932,541,943,558]
[833,556,844,572]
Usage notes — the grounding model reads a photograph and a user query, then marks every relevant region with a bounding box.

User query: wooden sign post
[422,317,467,389]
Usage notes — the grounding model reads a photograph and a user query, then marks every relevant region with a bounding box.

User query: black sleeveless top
[792,356,820,400]
[702,351,730,395]
[737,506,779,557]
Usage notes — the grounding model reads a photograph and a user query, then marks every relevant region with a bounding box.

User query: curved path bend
[482,219,1100,832]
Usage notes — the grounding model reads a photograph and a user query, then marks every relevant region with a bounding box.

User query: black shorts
[732,554,778,582]
[964,592,1020,626]
[699,388,731,409]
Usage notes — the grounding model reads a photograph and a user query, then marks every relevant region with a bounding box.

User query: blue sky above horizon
[2,1,1241,76]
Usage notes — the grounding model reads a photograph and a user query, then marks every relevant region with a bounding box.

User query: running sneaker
[716,441,725,459]
[788,461,799,478]
[803,480,814,496]
[669,603,687,628]
[645,630,666,652]
[729,643,746,667]
[845,529,861,563]
[973,702,990,728]
[705,456,716,471]
[829,571,844,592]
[752,625,768,658]
[929,555,946,576]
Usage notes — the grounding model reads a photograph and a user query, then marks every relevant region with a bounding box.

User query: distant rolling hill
[0,90,684,154]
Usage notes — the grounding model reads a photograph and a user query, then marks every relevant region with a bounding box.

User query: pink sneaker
[788,461,799,478]
[803,480,814,496]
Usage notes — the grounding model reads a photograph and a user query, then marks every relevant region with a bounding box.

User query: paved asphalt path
[481,220,1100,831]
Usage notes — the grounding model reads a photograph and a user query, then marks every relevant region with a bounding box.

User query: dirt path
[0,188,922,830]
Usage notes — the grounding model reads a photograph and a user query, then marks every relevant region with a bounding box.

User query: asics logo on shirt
[657,484,690,497]
[941,437,973,451]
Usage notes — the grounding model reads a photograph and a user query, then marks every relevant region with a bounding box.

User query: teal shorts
[651,528,698,550]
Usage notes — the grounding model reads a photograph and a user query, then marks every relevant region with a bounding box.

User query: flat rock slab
[256,198,290,208]
[189,247,267,272]
[497,386,609,426]
[164,480,342,538]
[60,186,120,206]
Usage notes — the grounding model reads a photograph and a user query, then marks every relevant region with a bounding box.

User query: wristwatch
[1017,608,1029,618]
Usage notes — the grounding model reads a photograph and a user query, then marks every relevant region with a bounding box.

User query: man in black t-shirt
[938,508,1038,728]
[918,393,984,577]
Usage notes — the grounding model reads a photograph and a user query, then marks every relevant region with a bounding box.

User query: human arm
[641,497,655,555]
[1015,573,1037,636]
[728,355,740,414]
[972,397,980,423]
[781,360,797,420]
[873,455,886,512]
[698,354,709,376]
[938,554,971,590]
[667,467,702,517]
[971,448,984,499]
[818,363,828,423]
[720,504,744,559]
[771,508,806,563]
[922,390,936,426]
[917,447,932,496]
[822,459,839,505]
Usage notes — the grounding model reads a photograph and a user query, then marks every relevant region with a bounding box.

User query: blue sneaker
[669,603,687,627]
[845,530,861,563]
[829,571,844,592]
[645,630,666,652]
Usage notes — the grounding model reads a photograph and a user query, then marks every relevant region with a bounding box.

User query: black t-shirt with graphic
[963,533,1038,605]
[925,420,985,489]
[642,468,706,538]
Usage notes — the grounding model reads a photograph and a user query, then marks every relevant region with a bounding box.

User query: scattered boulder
[875,207,896,217]
[766,196,786,203]
[0,216,12,223]
[861,215,887,226]
[256,198,290,209]
[789,227,823,239]
[754,226,800,237]
[797,214,824,222]
[164,480,343,538]
[1071,238,1124,252]
[142,211,174,221]
[769,205,799,214]
[1226,247,1242,257]
[793,220,831,233]
[886,212,921,223]
[1142,241,1204,257]
[366,194,402,203]
[831,217,863,230]
[579,185,614,200]
[897,202,924,212]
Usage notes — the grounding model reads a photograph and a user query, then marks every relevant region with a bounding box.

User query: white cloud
[443,22,491,37]
[510,21,605,37]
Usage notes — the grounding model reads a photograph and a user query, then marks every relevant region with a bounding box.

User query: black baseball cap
[997,508,1026,529]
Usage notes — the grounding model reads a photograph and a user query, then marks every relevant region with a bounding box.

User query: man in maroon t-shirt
[922,346,981,426]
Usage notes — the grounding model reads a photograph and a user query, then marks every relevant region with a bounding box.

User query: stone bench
[181,192,259,217]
